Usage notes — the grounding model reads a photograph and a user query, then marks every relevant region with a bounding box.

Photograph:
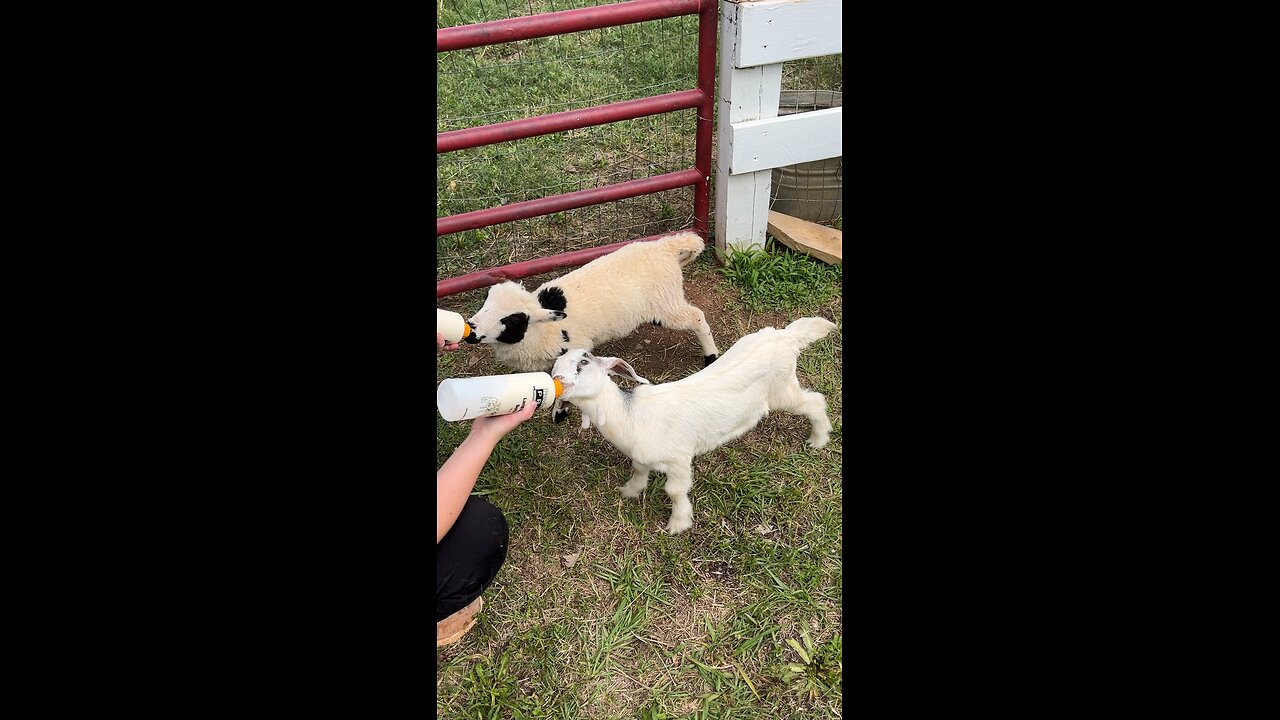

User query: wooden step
[767,210,842,264]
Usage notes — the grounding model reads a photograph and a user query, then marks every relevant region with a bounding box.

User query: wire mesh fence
[437,0,701,276]
[770,53,843,227]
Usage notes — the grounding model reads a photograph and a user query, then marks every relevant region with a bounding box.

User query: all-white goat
[550,316,837,535]
[464,232,720,374]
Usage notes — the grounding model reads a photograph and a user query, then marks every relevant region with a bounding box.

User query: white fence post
[715,0,842,259]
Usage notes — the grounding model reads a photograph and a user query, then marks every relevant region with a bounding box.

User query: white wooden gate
[715,0,842,256]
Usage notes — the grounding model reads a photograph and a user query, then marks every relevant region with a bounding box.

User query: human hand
[437,331,461,355]
[470,399,537,443]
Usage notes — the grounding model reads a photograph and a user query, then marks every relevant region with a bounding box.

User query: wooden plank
[730,0,842,68]
[715,2,783,257]
[727,107,841,174]
[767,210,842,264]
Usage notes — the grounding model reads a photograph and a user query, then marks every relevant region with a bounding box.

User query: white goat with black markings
[550,316,837,535]
[464,231,720,372]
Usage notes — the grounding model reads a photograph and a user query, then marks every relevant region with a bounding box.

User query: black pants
[437,495,509,622]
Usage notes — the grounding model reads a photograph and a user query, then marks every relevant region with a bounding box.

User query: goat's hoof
[807,434,830,449]
[664,517,693,535]
[619,486,643,499]
[703,353,718,367]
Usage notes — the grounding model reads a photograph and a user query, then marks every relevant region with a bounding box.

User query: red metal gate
[436,0,717,298]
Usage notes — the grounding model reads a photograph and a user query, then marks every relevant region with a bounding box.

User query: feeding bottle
[436,308,472,343]
[437,372,565,422]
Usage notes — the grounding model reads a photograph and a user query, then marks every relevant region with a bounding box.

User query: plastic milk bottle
[437,308,472,343]
[437,372,565,421]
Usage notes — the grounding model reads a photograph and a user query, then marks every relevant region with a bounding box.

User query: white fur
[551,317,837,535]
[466,232,720,373]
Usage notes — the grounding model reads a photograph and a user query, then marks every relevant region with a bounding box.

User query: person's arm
[437,401,536,543]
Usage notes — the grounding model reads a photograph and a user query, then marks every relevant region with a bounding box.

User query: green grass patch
[719,240,843,313]
[438,0,699,263]
[436,263,842,719]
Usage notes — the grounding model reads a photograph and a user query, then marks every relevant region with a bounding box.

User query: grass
[720,239,843,313]
[436,246,842,719]
[438,3,842,717]
[437,0,700,274]
[437,2,843,279]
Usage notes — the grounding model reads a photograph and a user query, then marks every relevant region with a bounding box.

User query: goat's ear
[603,357,650,384]
[533,308,567,323]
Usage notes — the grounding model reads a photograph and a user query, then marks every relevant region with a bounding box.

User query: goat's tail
[657,231,706,267]
[783,316,838,349]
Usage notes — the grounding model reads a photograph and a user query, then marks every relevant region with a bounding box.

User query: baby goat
[463,232,720,373]
[551,316,837,534]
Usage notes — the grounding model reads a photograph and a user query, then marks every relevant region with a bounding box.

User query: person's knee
[437,497,509,618]
[462,496,508,547]
[449,496,509,571]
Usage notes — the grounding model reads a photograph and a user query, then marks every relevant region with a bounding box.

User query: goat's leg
[797,390,832,448]
[661,463,695,534]
[657,304,720,366]
[772,381,832,449]
[621,461,651,499]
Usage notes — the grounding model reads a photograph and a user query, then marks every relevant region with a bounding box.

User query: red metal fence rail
[437,0,716,298]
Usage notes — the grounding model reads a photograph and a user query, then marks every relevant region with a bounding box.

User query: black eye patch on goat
[496,312,530,343]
